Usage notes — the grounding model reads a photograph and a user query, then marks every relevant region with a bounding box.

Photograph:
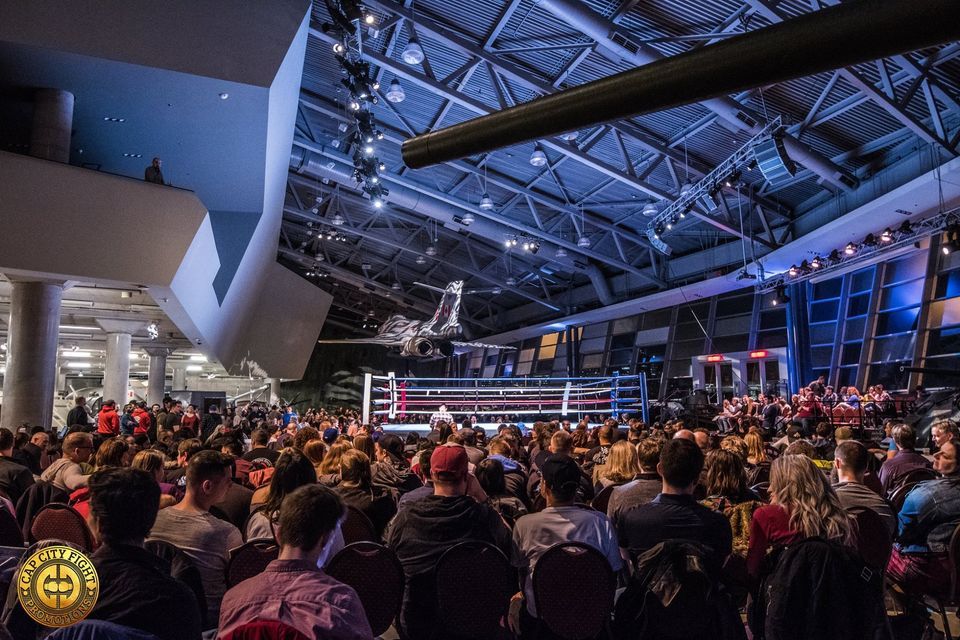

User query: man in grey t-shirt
[148,450,243,623]
[833,440,896,537]
[607,438,662,529]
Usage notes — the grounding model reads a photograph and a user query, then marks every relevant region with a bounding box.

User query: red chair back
[590,485,617,514]
[220,620,311,640]
[533,542,615,640]
[341,505,377,544]
[434,540,515,639]
[889,482,921,516]
[30,504,94,551]
[227,538,279,587]
[326,542,403,637]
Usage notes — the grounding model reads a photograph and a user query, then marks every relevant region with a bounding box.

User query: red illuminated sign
[706,354,724,362]
[749,350,769,359]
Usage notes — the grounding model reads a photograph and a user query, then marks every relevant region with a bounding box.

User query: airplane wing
[317,337,402,346]
[451,341,516,351]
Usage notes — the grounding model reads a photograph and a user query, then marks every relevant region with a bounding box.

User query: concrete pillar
[0,281,64,430]
[30,89,74,163]
[96,320,146,406]
[144,347,172,405]
[267,378,282,406]
[172,365,187,391]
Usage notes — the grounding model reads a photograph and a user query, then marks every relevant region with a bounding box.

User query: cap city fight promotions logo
[18,545,99,627]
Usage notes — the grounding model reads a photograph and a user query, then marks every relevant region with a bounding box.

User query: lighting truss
[646,116,782,251]
[758,205,960,293]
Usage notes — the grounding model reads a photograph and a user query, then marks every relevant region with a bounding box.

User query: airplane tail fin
[428,281,463,336]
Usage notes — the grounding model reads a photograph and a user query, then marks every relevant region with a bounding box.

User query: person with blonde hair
[719,435,748,462]
[744,431,766,466]
[318,441,353,486]
[593,440,640,492]
[746,454,852,579]
[303,440,326,476]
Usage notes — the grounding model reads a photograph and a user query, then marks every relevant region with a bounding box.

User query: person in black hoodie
[372,434,422,496]
[386,445,513,640]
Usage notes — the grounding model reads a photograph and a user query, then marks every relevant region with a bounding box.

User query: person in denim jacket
[887,439,960,595]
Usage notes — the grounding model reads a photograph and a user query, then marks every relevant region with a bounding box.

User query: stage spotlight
[880,227,893,243]
[899,221,914,234]
[810,256,822,269]
[772,285,791,306]
[844,242,858,255]
[863,233,878,247]
[788,265,798,277]
[942,224,960,255]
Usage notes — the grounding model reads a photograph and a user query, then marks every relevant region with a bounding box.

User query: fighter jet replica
[317,281,509,358]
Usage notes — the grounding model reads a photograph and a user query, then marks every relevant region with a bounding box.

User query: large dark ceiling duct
[401,0,960,175]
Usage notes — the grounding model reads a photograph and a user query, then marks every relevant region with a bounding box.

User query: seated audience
[398,448,436,508]
[41,432,93,491]
[607,438,662,528]
[487,437,530,506]
[887,438,960,595]
[700,449,762,557]
[373,434,422,495]
[747,454,852,580]
[335,449,397,540]
[879,424,932,495]
[593,440,640,492]
[833,441,896,537]
[242,428,280,467]
[86,468,202,639]
[247,449,317,540]
[476,457,528,524]
[512,454,621,634]
[386,444,512,640]
[617,438,732,567]
[218,484,373,639]
[0,428,34,506]
[930,419,959,452]
[13,429,48,475]
[148,450,243,623]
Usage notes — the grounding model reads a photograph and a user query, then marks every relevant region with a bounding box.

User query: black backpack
[613,540,746,640]
[750,537,885,640]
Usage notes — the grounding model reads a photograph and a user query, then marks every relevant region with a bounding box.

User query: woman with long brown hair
[746,454,852,579]
[334,449,396,539]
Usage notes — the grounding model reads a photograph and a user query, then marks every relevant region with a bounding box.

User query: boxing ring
[362,372,649,432]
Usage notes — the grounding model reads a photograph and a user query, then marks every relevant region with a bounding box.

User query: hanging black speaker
[753,137,797,185]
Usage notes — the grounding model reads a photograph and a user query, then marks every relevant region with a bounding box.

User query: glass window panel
[521,338,539,350]
[716,294,754,317]
[642,309,672,329]
[766,361,781,383]
[540,333,559,347]
[883,252,925,285]
[880,280,924,310]
[714,316,751,336]
[483,365,497,378]
[936,271,960,299]
[485,354,498,366]
[581,322,608,339]
[837,367,857,388]
[868,361,911,390]
[675,322,705,340]
[845,317,866,339]
[746,362,761,385]
[610,334,634,350]
[580,337,607,353]
[871,334,916,362]
[812,346,833,368]
[811,300,840,323]
[677,303,710,323]
[924,354,960,375]
[535,360,553,375]
[812,278,842,299]
[609,350,632,366]
[518,348,536,363]
[667,360,692,378]
[539,344,557,360]
[876,307,920,335]
[758,330,788,348]
[759,308,787,330]
[928,298,960,329]
[841,343,862,366]
[711,335,749,352]
[672,339,706,359]
[581,353,603,369]
[611,317,638,334]
[848,294,870,317]
[810,323,836,345]
[515,361,532,376]
[468,352,483,369]
[642,345,667,360]
[850,268,875,293]
[926,327,960,357]
[939,247,960,272]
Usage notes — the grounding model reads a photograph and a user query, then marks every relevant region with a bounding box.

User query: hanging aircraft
[317,281,511,358]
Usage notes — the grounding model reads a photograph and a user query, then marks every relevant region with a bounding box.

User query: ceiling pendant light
[425,244,437,256]
[415,255,426,265]
[402,37,424,65]
[680,180,694,197]
[479,193,494,210]
[506,276,517,286]
[461,212,475,225]
[555,246,568,258]
[559,131,579,142]
[642,201,658,217]
[391,281,401,291]
[385,78,406,103]
[577,236,591,248]
[331,213,345,226]
[529,145,547,167]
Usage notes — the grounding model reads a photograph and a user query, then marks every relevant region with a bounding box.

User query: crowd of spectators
[0,390,955,639]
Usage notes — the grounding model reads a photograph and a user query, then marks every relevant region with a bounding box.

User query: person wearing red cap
[386,443,513,640]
